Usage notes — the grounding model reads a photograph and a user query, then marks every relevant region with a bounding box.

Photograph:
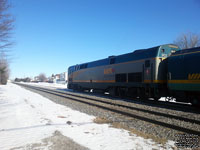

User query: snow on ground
[20,82,67,89]
[0,83,175,150]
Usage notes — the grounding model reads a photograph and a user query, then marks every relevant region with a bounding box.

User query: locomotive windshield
[158,45,180,57]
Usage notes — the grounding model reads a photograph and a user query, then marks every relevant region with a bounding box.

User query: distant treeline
[14,77,31,82]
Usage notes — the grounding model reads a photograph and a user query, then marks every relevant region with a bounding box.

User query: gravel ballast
[21,85,200,144]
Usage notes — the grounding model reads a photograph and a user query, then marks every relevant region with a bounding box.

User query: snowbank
[0,83,175,150]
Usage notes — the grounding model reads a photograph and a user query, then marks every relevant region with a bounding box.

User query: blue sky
[10,0,200,79]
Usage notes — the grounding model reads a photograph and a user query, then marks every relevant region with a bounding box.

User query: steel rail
[16,83,200,136]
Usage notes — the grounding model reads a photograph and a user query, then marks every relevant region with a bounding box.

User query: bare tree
[0,0,14,84]
[0,52,9,84]
[0,0,14,50]
[38,73,47,82]
[174,32,200,49]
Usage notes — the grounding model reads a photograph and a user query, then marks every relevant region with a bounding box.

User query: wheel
[191,97,199,106]
[118,88,126,97]
[108,87,117,97]
[153,97,160,101]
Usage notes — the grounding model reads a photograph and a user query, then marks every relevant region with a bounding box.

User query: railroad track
[16,83,200,136]
[71,89,198,114]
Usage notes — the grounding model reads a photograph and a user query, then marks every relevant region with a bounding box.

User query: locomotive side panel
[168,47,200,91]
[168,47,200,104]
[70,58,147,90]
[68,44,180,99]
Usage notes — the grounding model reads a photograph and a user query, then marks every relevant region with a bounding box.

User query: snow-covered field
[0,83,175,150]
[20,82,68,89]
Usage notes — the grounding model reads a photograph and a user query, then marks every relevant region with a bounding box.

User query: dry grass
[111,122,168,145]
[93,117,112,124]
[93,117,168,145]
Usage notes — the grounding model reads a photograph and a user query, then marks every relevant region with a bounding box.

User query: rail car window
[145,60,150,68]
[128,72,142,82]
[115,73,127,82]
[110,58,115,64]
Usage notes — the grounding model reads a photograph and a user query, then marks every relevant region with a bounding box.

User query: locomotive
[68,44,200,105]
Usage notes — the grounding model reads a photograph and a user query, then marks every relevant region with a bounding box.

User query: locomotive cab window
[145,60,150,68]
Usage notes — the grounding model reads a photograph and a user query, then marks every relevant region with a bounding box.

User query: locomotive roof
[68,44,179,71]
[83,45,160,64]
[171,46,200,56]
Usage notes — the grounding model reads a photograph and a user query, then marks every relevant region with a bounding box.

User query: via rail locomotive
[68,44,200,105]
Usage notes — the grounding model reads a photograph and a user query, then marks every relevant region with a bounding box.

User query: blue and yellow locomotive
[68,44,200,105]
[168,47,200,105]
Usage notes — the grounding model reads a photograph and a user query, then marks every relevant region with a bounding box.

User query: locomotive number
[104,68,115,74]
